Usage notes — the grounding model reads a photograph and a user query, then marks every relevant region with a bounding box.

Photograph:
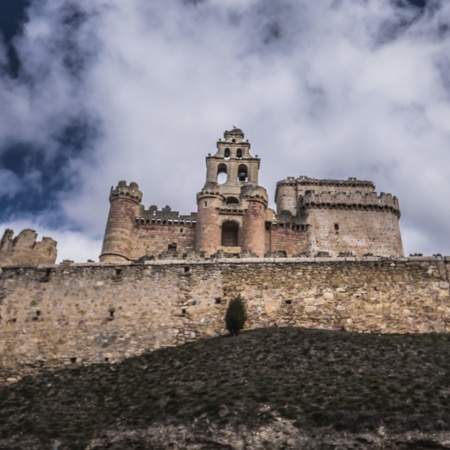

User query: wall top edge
[1,256,449,270]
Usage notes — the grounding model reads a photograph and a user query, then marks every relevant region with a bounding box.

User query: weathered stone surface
[1,257,450,384]
[0,229,56,266]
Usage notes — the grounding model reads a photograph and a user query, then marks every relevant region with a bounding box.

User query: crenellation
[0,229,57,267]
[109,180,142,203]
[100,129,403,261]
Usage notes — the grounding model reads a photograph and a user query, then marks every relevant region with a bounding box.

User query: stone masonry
[0,229,57,266]
[100,128,403,262]
[1,256,449,384]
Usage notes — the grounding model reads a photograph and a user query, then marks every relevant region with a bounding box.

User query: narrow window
[204,201,207,207]
[334,223,339,234]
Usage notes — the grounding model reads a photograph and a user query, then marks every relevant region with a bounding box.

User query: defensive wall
[1,256,450,385]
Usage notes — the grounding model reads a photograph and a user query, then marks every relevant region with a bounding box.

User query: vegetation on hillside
[1,328,450,449]
[225,294,247,336]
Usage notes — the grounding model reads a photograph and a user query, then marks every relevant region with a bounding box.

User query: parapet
[300,191,401,216]
[277,176,376,189]
[0,229,57,266]
[136,205,197,225]
[109,180,143,204]
[240,185,268,206]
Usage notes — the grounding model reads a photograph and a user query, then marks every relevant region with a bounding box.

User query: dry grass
[1,327,450,449]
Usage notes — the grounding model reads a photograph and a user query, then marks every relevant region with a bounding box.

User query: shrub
[225,294,247,336]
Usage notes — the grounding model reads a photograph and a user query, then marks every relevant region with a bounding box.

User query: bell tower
[195,128,268,257]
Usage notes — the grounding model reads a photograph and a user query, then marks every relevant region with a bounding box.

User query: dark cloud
[0,0,449,261]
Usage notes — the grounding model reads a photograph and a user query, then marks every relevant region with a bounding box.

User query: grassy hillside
[1,328,450,449]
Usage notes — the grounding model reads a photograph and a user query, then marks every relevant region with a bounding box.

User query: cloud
[0,0,449,261]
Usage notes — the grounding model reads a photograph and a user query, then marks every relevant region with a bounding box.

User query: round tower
[194,190,222,256]
[241,185,268,257]
[100,181,142,262]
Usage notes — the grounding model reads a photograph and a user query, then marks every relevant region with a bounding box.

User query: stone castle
[4,128,448,388]
[100,128,403,263]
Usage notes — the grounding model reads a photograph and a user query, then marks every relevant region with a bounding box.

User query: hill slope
[1,328,450,449]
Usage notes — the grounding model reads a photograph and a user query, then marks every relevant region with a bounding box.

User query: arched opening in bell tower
[238,164,248,182]
[217,164,228,184]
[221,221,239,247]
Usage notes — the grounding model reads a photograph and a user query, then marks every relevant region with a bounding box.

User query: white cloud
[1,0,450,261]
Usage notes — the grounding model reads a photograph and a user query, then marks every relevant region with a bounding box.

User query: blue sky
[0,0,449,261]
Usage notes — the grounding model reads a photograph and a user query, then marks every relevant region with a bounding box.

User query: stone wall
[0,229,57,266]
[265,225,308,256]
[1,256,449,384]
[131,223,196,259]
[307,209,403,257]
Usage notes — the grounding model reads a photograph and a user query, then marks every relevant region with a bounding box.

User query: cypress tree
[225,294,247,336]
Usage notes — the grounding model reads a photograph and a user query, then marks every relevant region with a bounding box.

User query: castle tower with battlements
[99,128,403,262]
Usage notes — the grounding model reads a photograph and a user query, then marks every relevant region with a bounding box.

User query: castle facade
[100,128,403,262]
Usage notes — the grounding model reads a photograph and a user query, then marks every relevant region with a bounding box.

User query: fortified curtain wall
[1,257,450,384]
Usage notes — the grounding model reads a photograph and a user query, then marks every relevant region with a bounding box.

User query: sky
[0,0,449,262]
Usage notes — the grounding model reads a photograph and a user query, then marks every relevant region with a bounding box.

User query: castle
[100,128,403,263]
[1,128,450,387]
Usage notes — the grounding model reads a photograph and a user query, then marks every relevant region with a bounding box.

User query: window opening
[168,243,177,251]
[224,148,230,160]
[238,165,248,182]
[70,357,77,364]
[226,197,239,205]
[236,148,242,158]
[184,266,190,273]
[221,221,239,246]
[217,163,228,184]
[334,223,339,235]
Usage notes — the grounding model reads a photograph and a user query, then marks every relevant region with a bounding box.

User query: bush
[225,294,247,336]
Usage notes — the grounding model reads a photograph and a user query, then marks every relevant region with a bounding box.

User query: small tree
[225,294,247,336]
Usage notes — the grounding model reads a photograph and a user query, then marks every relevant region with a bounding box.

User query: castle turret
[100,181,142,262]
[194,190,222,255]
[241,185,268,257]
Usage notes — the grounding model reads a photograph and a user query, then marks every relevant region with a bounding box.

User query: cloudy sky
[0,0,449,261]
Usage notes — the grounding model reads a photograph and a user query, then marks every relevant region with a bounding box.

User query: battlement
[277,176,375,189]
[301,191,401,216]
[136,205,197,224]
[0,229,57,266]
[240,185,269,206]
[109,180,143,204]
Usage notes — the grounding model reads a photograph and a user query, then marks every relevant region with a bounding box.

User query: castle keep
[100,128,403,262]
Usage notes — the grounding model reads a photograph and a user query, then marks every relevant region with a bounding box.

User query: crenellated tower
[195,128,268,257]
[100,181,143,262]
